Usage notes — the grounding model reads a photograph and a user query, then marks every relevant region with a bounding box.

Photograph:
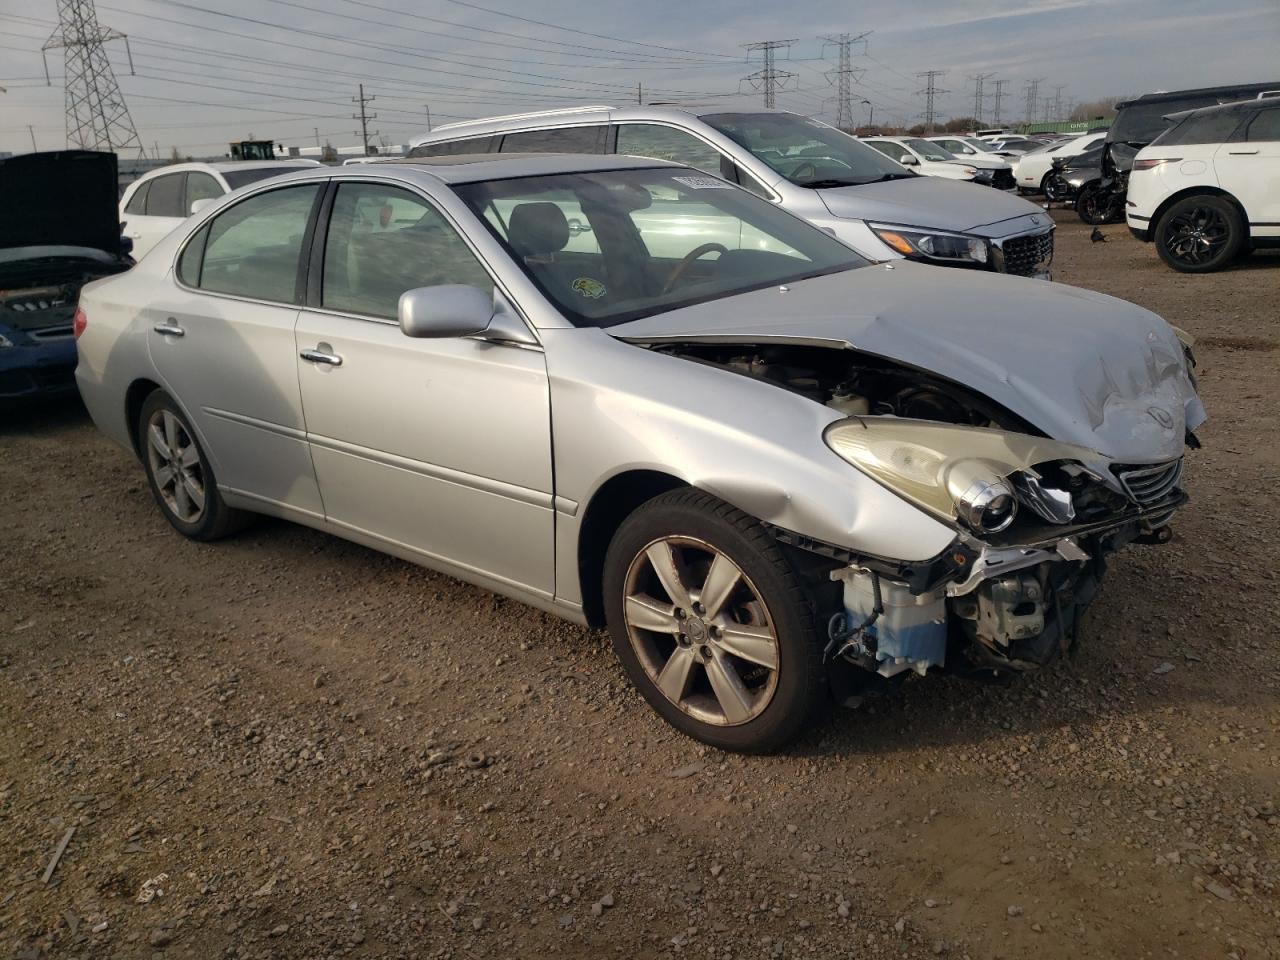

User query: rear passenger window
[1154,111,1246,146]
[615,124,725,176]
[1246,108,1280,142]
[124,179,150,214]
[195,184,319,304]
[145,174,186,217]
[321,182,494,319]
[185,172,223,210]
[407,136,498,157]
[500,126,606,154]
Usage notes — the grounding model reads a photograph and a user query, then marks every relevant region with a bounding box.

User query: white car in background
[119,161,319,259]
[1127,97,1280,272]
[927,135,1021,159]
[860,137,980,182]
[1011,132,1106,194]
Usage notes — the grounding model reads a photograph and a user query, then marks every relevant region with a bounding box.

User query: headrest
[508,201,570,259]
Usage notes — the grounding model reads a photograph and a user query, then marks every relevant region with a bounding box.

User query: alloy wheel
[1163,205,1230,266]
[622,536,780,726]
[146,409,206,523]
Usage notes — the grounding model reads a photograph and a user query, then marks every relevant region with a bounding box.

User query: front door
[146,182,325,517]
[295,181,555,596]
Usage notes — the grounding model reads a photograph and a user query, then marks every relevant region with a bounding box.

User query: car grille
[991,169,1016,190]
[998,231,1054,276]
[1113,459,1183,505]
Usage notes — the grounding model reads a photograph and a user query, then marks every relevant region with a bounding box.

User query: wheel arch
[1150,186,1250,243]
[124,377,164,460]
[576,469,688,628]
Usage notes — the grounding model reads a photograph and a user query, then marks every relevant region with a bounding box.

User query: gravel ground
[2,212,1278,960]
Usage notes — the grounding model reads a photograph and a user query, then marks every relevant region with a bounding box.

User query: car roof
[134,160,318,180]
[1163,97,1274,123]
[1116,82,1280,109]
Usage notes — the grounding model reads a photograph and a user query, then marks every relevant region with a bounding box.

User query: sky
[1,0,1278,156]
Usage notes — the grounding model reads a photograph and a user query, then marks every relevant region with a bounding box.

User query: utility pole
[423,103,432,132]
[743,39,798,109]
[313,127,320,148]
[991,78,1009,126]
[969,73,993,126]
[915,70,947,133]
[860,98,874,129]
[42,0,143,156]
[819,31,870,130]
[1023,78,1042,126]
[28,125,38,151]
[352,83,376,155]
[637,82,642,105]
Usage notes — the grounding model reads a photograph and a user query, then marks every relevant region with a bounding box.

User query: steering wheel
[662,242,729,295]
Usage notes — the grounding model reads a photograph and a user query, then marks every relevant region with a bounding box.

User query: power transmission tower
[915,70,947,133]
[991,78,1009,126]
[352,83,377,155]
[819,31,870,130]
[743,39,798,109]
[42,0,143,156]
[969,73,993,125]
[1023,78,1042,125]
[1052,85,1067,122]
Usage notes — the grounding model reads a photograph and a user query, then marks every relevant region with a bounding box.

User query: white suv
[1127,97,1280,272]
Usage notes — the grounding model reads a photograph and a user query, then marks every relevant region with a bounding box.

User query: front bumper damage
[779,488,1188,681]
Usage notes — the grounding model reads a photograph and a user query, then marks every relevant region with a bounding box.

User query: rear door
[145,182,326,516]
[1214,105,1280,237]
[126,172,188,258]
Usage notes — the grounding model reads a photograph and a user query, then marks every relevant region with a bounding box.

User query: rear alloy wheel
[139,390,248,540]
[603,489,825,753]
[1155,195,1244,273]
[1075,182,1115,225]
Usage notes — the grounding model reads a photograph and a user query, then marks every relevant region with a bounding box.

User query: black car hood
[0,151,125,256]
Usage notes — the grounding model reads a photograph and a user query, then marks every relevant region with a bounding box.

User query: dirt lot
[2,212,1278,960]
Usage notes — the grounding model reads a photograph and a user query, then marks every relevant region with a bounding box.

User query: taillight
[73,306,87,339]
[1133,157,1180,171]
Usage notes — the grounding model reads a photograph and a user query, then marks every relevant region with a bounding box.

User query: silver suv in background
[408,107,1055,278]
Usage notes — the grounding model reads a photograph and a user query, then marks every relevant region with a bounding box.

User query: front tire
[1075,182,1112,224]
[139,390,248,541]
[603,489,826,753]
[1154,195,1244,273]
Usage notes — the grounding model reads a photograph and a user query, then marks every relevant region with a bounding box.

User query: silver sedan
[74,155,1205,752]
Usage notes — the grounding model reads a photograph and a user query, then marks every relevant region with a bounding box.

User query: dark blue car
[0,150,132,406]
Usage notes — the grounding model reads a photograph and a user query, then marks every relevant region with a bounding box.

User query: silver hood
[611,263,1205,465]
[817,176,1048,237]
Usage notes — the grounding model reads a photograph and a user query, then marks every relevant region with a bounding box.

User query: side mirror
[399,285,495,339]
[898,154,919,166]
[190,198,216,215]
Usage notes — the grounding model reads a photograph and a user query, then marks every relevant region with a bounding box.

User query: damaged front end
[646,339,1198,682]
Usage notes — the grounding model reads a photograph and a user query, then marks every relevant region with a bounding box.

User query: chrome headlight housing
[824,418,1101,536]
[0,332,14,349]
[868,223,989,266]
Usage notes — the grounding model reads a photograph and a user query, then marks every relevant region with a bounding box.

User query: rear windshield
[701,112,914,187]
[222,167,295,190]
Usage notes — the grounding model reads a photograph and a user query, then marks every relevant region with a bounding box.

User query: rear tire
[1075,182,1111,224]
[603,489,827,753]
[138,390,249,541]
[1154,194,1244,273]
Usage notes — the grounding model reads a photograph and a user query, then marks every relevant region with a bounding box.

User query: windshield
[962,138,996,152]
[904,138,955,161]
[222,167,295,190]
[701,112,913,187]
[456,167,865,328]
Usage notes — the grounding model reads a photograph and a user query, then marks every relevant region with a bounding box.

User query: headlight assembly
[0,332,14,349]
[869,223,989,266]
[824,418,1099,535]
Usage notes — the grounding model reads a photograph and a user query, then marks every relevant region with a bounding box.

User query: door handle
[153,319,185,337]
[300,347,342,367]
[1227,149,1259,155]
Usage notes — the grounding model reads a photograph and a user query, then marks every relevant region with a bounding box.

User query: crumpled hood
[0,151,125,256]
[611,263,1206,464]
[816,175,1048,235]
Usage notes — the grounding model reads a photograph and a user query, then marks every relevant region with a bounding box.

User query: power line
[743,39,798,109]
[818,31,869,130]
[915,69,947,133]
[42,0,144,155]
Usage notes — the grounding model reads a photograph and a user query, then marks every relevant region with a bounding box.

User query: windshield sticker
[572,277,607,300]
[671,175,732,190]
